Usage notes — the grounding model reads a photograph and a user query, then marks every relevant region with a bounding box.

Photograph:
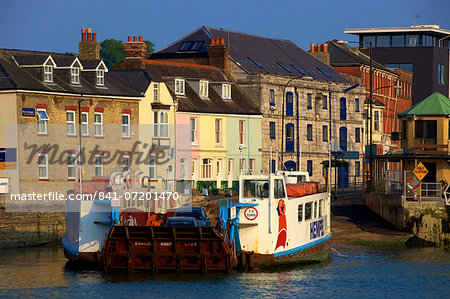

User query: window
[307,93,312,109]
[355,98,360,112]
[339,127,348,151]
[274,179,285,199]
[239,158,246,175]
[392,35,405,47]
[71,67,80,84]
[81,112,89,136]
[216,159,222,179]
[149,154,156,179]
[153,83,159,102]
[322,125,328,142]
[121,114,130,138]
[175,79,185,95]
[96,69,104,86]
[438,64,445,84]
[304,202,312,220]
[199,80,208,97]
[355,161,360,177]
[319,200,323,217]
[154,111,169,138]
[222,84,231,99]
[228,158,234,177]
[307,160,313,177]
[362,36,375,48]
[322,95,327,109]
[249,159,255,175]
[307,124,313,141]
[68,154,76,179]
[239,120,246,146]
[180,158,187,180]
[376,35,390,47]
[271,159,276,174]
[122,155,130,172]
[95,155,103,177]
[190,117,197,143]
[298,204,303,222]
[66,110,76,136]
[286,123,294,152]
[44,65,53,82]
[386,63,414,73]
[201,158,212,179]
[340,97,347,120]
[406,35,419,47]
[248,57,263,68]
[37,109,49,135]
[38,154,48,179]
[286,92,293,116]
[374,111,380,131]
[269,89,275,106]
[270,122,276,139]
[312,202,316,219]
[94,112,103,137]
[355,128,361,143]
[215,119,222,144]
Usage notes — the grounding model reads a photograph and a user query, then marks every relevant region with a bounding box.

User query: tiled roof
[0,49,142,98]
[154,26,348,83]
[399,92,450,116]
[108,69,154,94]
[327,40,397,74]
[143,60,260,115]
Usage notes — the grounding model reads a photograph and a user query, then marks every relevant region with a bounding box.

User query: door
[338,166,349,189]
[227,158,234,190]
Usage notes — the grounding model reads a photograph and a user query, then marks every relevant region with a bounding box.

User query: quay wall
[364,193,406,230]
[0,195,65,248]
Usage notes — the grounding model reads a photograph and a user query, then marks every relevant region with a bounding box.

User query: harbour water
[0,245,448,298]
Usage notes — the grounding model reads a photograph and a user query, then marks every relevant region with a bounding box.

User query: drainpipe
[295,87,300,170]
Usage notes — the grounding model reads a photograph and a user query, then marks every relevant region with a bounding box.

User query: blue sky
[1,0,449,54]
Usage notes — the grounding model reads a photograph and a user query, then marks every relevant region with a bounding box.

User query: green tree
[144,40,155,53]
[100,39,124,69]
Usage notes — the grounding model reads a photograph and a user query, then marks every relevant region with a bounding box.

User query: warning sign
[413,162,428,181]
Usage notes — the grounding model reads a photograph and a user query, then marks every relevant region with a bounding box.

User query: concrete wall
[364,192,406,230]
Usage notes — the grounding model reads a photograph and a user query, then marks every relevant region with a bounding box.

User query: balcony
[413,143,449,155]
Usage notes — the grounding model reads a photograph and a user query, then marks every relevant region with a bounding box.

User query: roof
[108,69,154,94]
[154,26,348,83]
[0,49,142,98]
[365,97,386,107]
[399,92,450,116]
[327,40,398,74]
[142,60,261,115]
[344,24,450,37]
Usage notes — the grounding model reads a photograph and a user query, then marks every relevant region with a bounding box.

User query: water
[0,245,448,298]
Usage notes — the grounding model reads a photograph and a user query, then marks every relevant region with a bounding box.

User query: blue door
[284,160,296,171]
[338,166,349,189]
[339,127,347,151]
[285,123,294,152]
[286,92,293,116]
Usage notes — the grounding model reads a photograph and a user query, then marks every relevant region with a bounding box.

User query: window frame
[94,155,103,177]
[43,65,53,83]
[269,89,275,107]
[94,112,103,137]
[37,108,49,135]
[201,158,213,179]
[239,120,246,146]
[175,78,185,95]
[68,154,76,180]
[122,114,130,138]
[81,112,89,136]
[355,98,360,112]
[71,67,80,84]
[307,93,312,110]
[96,69,104,86]
[322,94,328,109]
[66,110,76,136]
[270,121,276,139]
[355,127,361,143]
[122,155,130,172]
[38,153,48,180]
[215,118,222,145]
[149,154,156,179]
[190,117,197,144]
[222,84,231,99]
[322,125,328,142]
[153,83,159,102]
[199,80,209,98]
[307,124,313,141]
[307,160,313,177]
[438,64,445,84]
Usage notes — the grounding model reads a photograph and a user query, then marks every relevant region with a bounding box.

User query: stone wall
[364,192,406,230]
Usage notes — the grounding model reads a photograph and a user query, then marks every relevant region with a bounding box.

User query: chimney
[78,27,100,60]
[309,42,330,65]
[123,34,147,59]
[208,37,229,76]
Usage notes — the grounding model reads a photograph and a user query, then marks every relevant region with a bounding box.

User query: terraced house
[151,26,366,187]
[0,29,143,247]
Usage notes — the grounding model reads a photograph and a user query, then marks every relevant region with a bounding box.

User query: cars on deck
[173,207,211,227]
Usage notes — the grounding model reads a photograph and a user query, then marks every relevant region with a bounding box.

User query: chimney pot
[133,36,137,42]
[81,28,86,42]
[139,36,143,42]
[220,38,224,45]
[317,43,322,52]
[211,38,215,45]
[323,43,328,52]
[92,33,97,42]
[87,28,92,42]
[128,36,132,42]
[310,43,315,52]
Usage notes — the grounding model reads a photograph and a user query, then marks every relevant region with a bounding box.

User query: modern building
[150,26,366,187]
[345,24,450,104]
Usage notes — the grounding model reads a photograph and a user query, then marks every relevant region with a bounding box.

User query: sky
[1,0,449,54]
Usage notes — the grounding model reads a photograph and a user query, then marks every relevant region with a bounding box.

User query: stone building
[150,26,366,186]
[0,29,143,247]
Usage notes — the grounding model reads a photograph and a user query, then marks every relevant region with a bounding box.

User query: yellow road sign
[413,162,428,181]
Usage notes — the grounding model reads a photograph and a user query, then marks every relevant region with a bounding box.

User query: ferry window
[312,201,316,219]
[319,200,323,217]
[406,35,419,47]
[392,35,405,47]
[376,35,390,47]
[362,36,375,48]
[274,179,285,199]
[305,202,312,220]
[243,180,269,198]
[298,204,303,222]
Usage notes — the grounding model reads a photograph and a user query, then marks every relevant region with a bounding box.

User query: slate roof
[154,26,348,83]
[142,60,260,115]
[108,69,154,94]
[399,92,450,116]
[0,49,142,98]
[327,40,397,74]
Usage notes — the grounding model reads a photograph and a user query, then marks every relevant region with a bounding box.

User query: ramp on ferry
[103,225,232,273]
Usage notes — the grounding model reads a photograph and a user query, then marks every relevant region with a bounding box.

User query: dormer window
[71,67,80,84]
[222,84,231,99]
[44,65,53,82]
[199,80,208,98]
[175,78,185,95]
[96,69,104,86]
